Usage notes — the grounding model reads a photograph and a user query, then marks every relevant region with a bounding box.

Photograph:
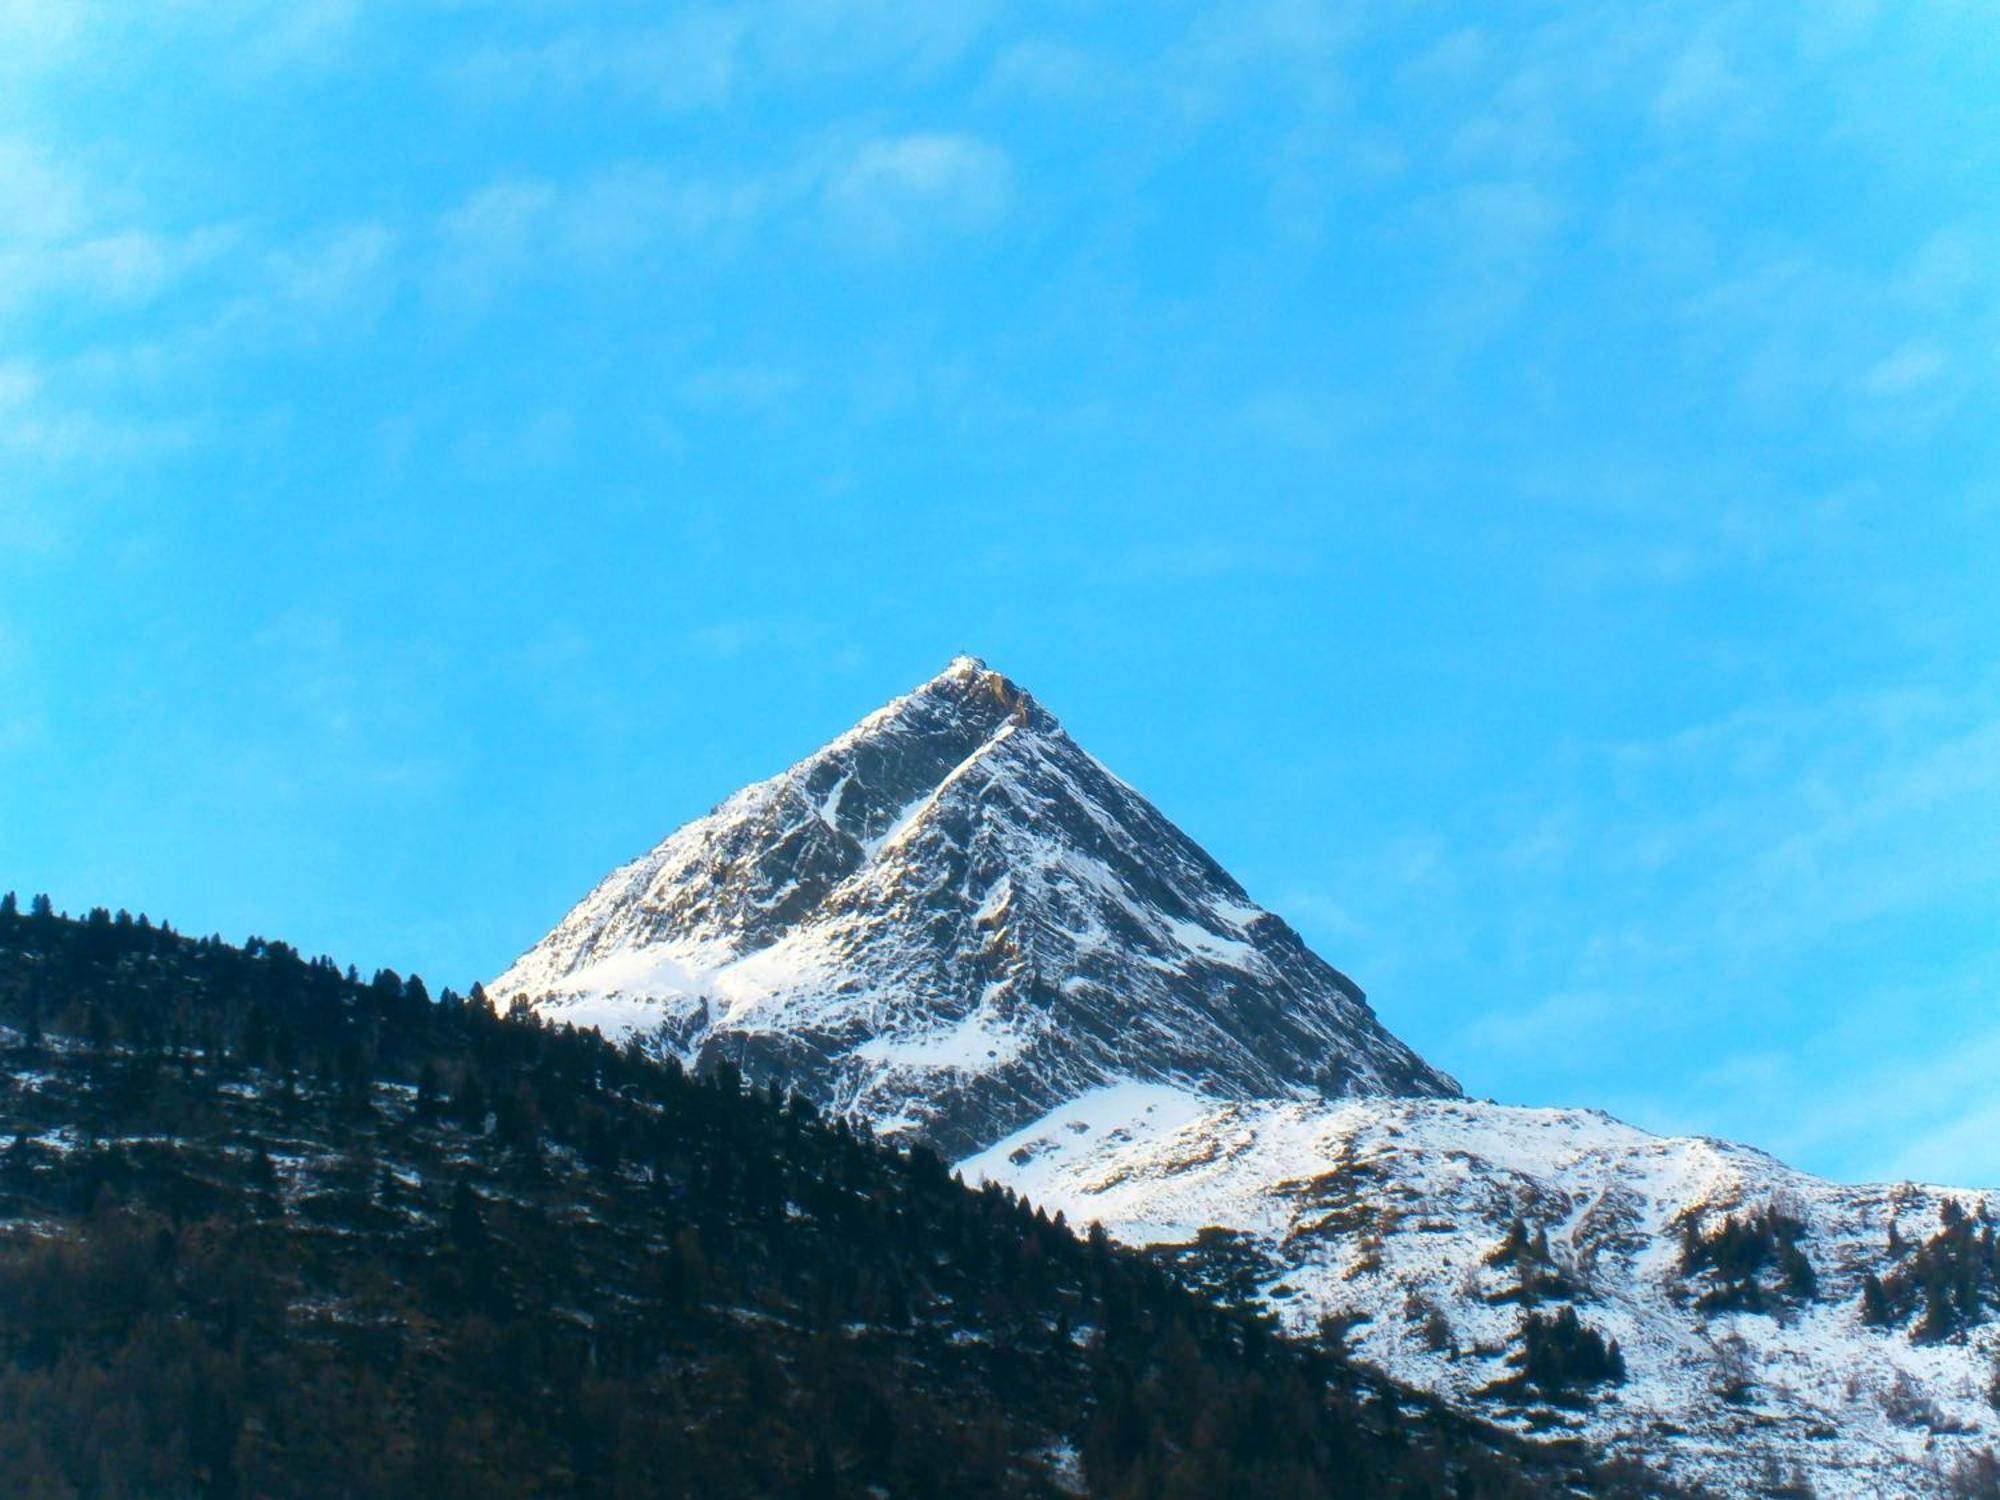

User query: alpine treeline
[0,899,1666,1499]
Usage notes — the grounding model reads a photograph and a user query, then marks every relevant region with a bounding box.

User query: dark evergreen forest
[0,898,1671,1498]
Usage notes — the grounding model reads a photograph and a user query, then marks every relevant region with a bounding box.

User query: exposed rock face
[492,657,1456,1155]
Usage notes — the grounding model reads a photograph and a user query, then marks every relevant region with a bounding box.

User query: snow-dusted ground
[966,1086,2000,1496]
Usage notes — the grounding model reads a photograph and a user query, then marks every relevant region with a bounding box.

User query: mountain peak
[932,654,1032,717]
[837,655,1048,752]
[493,662,1456,1155]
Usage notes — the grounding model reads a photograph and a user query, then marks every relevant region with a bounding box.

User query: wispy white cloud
[177,220,400,354]
[0,135,242,323]
[435,180,556,305]
[261,222,395,322]
[1670,228,2000,426]
[1857,342,1947,398]
[0,182,399,549]
[826,133,1013,249]
[1644,979,2000,1188]
[0,0,87,74]
[428,131,1013,301]
[1598,684,2000,960]
[136,0,360,72]
[425,165,772,317]
[0,355,198,474]
[0,225,241,318]
[0,125,401,473]
[980,38,1112,111]
[442,180,554,252]
[0,0,363,81]
[0,136,245,425]
[450,0,996,112]
[1651,25,1762,136]
[232,0,357,73]
[0,139,95,242]
[1167,0,1353,124]
[452,165,772,271]
[454,14,744,112]
[0,357,90,466]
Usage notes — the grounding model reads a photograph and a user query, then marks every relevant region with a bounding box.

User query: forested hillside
[0,898,1665,1498]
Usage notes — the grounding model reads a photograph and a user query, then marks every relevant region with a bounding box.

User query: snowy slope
[966,1090,2000,1497]
[492,658,1455,1154]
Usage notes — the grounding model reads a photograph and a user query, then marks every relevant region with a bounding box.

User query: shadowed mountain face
[493,657,1457,1156]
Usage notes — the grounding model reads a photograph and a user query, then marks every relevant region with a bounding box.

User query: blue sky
[4,1,1997,1186]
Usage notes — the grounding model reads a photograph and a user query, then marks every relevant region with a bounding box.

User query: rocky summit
[491,657,1456,1156]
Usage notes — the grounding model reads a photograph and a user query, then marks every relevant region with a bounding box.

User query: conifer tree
[1861,1273,1892,1328]
[449,1175,486,1250]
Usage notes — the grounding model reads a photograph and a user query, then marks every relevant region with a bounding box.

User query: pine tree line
[0,899,1671,1499]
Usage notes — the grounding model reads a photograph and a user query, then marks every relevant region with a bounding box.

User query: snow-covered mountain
[493,656,1454,1155]
[496,658,2000,1494]
[964,1088,2000,1496]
